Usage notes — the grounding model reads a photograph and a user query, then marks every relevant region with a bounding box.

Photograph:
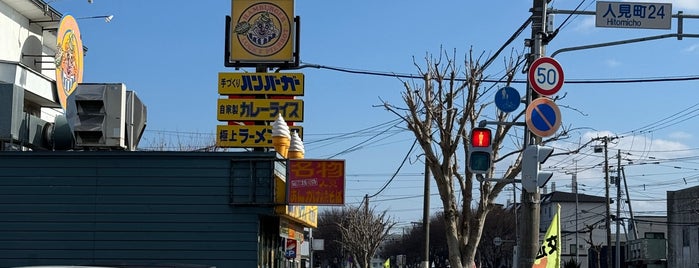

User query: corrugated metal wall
[0,151,279,267]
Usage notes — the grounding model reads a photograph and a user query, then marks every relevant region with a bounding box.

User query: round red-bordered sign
[528,57,564,96]
[526,97,561,138]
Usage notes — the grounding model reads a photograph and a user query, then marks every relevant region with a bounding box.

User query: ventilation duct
[65,83,127,150]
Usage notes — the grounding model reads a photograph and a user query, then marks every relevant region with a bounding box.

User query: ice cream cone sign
[272,114,291,158]
[288,130,305,159]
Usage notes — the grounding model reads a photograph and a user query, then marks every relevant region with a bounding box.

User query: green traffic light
[469,151,491,173]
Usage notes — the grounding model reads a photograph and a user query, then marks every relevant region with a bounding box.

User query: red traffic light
[470,128,492,148]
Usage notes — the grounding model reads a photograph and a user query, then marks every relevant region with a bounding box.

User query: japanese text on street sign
[288,159,345,205]
[596,1,672,29]
[217,99,303,121]
[219,73,304,95]
[216,125,303,148]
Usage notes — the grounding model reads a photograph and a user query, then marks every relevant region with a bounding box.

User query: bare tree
[383,48,567,268]
[315,208,346,268]
[336,205,396,268]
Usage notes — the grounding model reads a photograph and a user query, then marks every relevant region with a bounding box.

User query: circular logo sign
[526,97,561,137]
[55,15,84,110]
[234,3,291,57]
[528,57,564,96]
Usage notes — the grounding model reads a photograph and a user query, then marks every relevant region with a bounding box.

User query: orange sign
[287,159,345,205]
[230,0,294,63]
[55,15,84,110]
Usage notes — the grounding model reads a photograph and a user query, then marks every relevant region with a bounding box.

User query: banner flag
[533,203,561,268]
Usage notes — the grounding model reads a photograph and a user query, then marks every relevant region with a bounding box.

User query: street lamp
[78,15,114,23]
[30,14,115,25]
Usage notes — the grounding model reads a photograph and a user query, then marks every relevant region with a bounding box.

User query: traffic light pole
[519,1,547,267]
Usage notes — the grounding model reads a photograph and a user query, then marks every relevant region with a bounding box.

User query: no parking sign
[526,97,561,137]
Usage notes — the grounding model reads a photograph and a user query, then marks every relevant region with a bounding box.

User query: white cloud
[669,131,692,140]
[571,16,596,33]
[622,0,699,11]
[684,43,699,53]
[576,130,691,160]
[669,0,699,11]
[605,59,621,67]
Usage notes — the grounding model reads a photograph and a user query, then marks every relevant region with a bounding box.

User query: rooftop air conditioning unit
[65,83,126,150]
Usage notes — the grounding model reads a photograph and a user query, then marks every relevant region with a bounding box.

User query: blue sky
[51,0,699,229]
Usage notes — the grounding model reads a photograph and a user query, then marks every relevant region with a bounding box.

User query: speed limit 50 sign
[528,57,564,96]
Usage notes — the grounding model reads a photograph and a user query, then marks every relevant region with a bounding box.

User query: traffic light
[468,127,493,174]
[521,145,554,192]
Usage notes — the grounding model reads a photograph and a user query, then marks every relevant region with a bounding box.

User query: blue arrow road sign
[526,97,561,137]
[495,86,521,113]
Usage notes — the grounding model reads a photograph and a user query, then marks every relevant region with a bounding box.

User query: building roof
[3,0,62,27]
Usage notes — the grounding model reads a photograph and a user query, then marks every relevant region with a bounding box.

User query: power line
[301,62,699,84]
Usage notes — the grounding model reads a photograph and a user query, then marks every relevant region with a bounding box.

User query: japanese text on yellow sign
[217,99,303,121]
[219,73,304,95]
[216,125,303,148]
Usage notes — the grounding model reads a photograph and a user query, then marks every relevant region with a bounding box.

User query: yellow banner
[217,99,303,122]
[219,73,304,95]
[216,125,302,148]
[533,204,561,268]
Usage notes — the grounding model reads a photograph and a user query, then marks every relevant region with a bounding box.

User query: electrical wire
[368,139,418,199]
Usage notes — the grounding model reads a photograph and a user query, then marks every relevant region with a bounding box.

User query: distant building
[540,191,611,268]
[667,185,699,268]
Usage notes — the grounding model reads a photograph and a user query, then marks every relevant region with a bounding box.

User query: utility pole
[615,150,621,268]
[422,73,431,268]
[603,139,612,268]
[573,163,579,264]
[519,1,547,267]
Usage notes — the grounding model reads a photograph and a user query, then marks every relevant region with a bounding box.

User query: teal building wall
[0,151,284,267]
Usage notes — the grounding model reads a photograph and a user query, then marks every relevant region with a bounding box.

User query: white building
[1,0,65,150]
[540,191,612,268]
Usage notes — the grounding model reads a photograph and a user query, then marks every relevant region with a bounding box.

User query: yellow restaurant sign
[230,0,294,63]
[219,72,304,95]
[217,99,303,122]
[216,125,302,148]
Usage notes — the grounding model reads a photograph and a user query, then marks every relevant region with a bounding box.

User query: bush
[563,258,581,268]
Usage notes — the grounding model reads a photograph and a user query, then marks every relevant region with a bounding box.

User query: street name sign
[596,1,672,30]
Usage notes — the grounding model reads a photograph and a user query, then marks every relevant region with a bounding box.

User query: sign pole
[519,0,546,267]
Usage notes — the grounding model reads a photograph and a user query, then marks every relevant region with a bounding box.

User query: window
[570,244,577,255]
